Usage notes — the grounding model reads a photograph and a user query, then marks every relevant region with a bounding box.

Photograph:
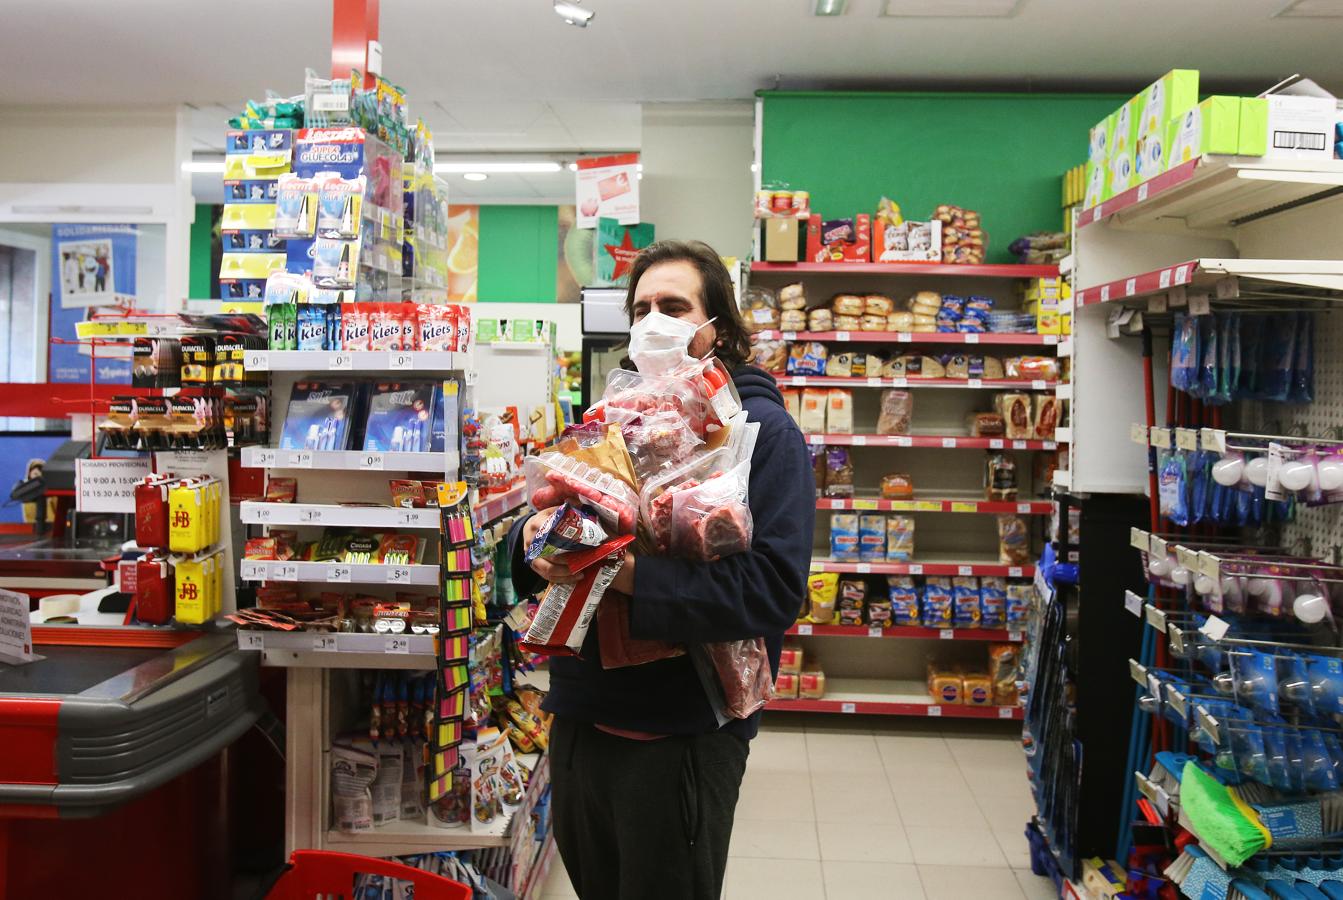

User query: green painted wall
[189,203,215,299]
[478,205,559,302]
[760,91,1123,263]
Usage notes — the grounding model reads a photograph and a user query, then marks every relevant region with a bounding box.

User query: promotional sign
[0,589,35,665]
[575,153,640,229]
[445,205,479,303]
[594,218,654,288]
[49,223,139,383]
[76,457,153,513]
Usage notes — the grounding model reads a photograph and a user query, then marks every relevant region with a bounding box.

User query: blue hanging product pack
[1239,319,1262,399]
[1158,449,1190,526]
[1292,312,1314,403]
[1259,313,1299,402]
[1189,450,1213,524]
[1217,313,1240,404]
[1197,314,1218,400]
[1170,313,1200,393]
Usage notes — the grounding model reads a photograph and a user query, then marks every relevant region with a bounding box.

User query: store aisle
[538,714,1053,899]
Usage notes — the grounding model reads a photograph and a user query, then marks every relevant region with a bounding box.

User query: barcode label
[840,702,856,714]
[998,707,1015,719]
[796,624,813,636]
[926,705,942,717]
[1273,130,1326,151]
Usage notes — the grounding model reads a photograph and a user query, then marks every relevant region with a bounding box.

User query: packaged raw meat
[876,389,912,435]
[597,592,684,668]
[669,461,753,560]
[691,637,774,720]
[523,452,641,535]
[622,411,706,484]
[639,447,742,553]
[590,368,711,436]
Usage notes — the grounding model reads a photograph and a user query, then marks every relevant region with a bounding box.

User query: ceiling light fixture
[434,162,563,174]
[181,160,225,174]
[567,162,579,172]
[813,0,848,15]
[880,0,1024,17]
[462,173,489,182]
[553,0,595,27]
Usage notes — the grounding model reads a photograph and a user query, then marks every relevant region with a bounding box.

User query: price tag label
[245,351,269,371]
[1174,264,1191,284]
[1125,278,1137,297]
[1159,269,1172,289]
[240,631,265,651]
[968,378,983,388]
[958,565,974,576]
[1008,567,1024,578]
[867,376,884,387]
[1215,276,1239,300]
[1092,202,1104,221]
[360,451,386,470]
[1150,427,1172,449]
[895,436,913,447]
[252,448,279,467]
[1189,292,1212,316]
[940,629,954,640]
[989,439,1005,449]
[835,331,851,342]
[273,563,299,582]
[951,502,978,513]
[998,706,1015,719]
[942,437,958,448]
[327,564,352,583]
[287,450,314,469]
[781,331,797,341]
[1031,380,1047,390]
[299,507,324,524]
[840,702,857,714]
[852,435,867,446]
[796,624,813,636]
[868,626,883,638]
[1130,422,1149,445]
[386,635,411,654]
[856,563,872,574]
[908,564,923,575]
[926,705,943,717]
[1016,503,1032,514]
[1148,294,1167,314]
[1200,614,1231,641]
[313,634,339,652]
[1100,285,1111,303]
[240,560,266,580]
[1201,428,1227,453]
[250,504,273,523]
[891,378,908,388]
[329,353,353,371]
[791,376,806,386]
[852,499,878,510]
[388,352,415,370]
[808,435,825,445]
[1013,440,1028,450]
[1125,590,1144,617]
[896,332,912,342]
[386,566,413,584]
[1137,183,1150,203]
[396,510,424,527]
[1008,631,1023,642]
[1176,428,1200,451]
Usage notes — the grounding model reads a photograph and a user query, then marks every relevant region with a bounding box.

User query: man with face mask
[507,241,814,900]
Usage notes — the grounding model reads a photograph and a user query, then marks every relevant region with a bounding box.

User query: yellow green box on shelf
[1108,100,1139,197]
[1133,69,1200,183]
[1166,96,1241,170]
[1083,113,1114,208]
[1238,97,1269,156]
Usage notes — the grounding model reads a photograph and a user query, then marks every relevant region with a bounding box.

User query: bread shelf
[749,262,1059,278]
[753,329,1058,346]
[787,624,1024,641]
[767,678,1022,719]
[817,497,1051,515]
[779,375,1055,391]
[804,433,1056,450]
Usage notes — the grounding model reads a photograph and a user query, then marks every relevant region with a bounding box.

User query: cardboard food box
[806,214,872,263]
[761,216,805,262]
[873,217,941,263]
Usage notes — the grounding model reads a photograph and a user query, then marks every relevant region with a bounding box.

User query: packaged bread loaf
[787,341,827,375]
[996,393,1032,439]
[945,354,1005,379]
[963,673,994,707]
[800,389,828,434]
[808,307,833,332]
[739,287,779,333]
[881,473,914,500]
[833,314,862,331]
[985,452,1018,501]
[966,411,1005,437]
[864,353,886,375]
[779,282,806,310]
[826,389,853,434]
[824,448,854,499]
[849,353,867,377]
[886,311,913,332]
[827,351,854,378]
[876,389,912,435]
[928,666,962,705]
[911,322,937,333]
[860,314,888,332]
[748,339,787,373]
[810,445,825,498]
[781,388,801,425]
[997,515,1031,565]
[799,669,827,700]
[832,294,865,317]
[1033,395,1059,440]
[1005,356,1060,382]
[864,294,895,316]
[891,355,946,378]
[780,309,806,332]
[909,290,942,315]
[911,313,937,327]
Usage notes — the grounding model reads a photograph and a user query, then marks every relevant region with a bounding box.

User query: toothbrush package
[279,380,359,451]
[362,381,440,453]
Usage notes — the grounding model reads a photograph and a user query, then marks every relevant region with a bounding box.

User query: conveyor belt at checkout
[0,633,264,817]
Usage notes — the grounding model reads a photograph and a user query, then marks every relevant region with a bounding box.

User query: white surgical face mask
[628,311,715,375]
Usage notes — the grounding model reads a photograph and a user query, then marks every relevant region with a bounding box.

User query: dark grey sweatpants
[548,716,751,900]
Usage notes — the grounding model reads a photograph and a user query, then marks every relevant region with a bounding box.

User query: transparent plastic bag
[669,461,753,561]
[639,447,735,552]
[593,368,713,437]
[622,411,706,484]
[691,638,775,721]
[523,452,640,535]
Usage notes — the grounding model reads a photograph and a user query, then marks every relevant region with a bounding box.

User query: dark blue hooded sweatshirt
[507,364,815,739]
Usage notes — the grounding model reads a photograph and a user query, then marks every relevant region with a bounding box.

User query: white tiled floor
[538,714,1055,899]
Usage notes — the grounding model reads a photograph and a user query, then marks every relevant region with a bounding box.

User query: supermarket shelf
[817,497,1051,514]
[779,375,1055,391]
[239,559,438,586]
[787,624,1024,641]
[237,629,436,669]
[474,483,527,524]
[767,678,1023,719]
[241,446,456,473]
[478,341,550,353]
[240,501,439,529]
[753,329,1059,346]
[1077,156,1343,233]
[805,433,1055,450]
[810,556,1033,578]
[749,262,1059,279]
[1074,257,1343,308]
[244,350,468,372]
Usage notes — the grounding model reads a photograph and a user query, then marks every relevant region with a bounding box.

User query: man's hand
[523,507,582,585]
[610,551,635,595]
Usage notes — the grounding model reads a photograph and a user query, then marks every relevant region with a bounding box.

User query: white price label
[273,564,299,582]
[1137,183,1150,203]
[388,352,415,370]
[251,505,273,522]
[240,631,265,650]
[868,376,884,387]
[1189,293,1212,316]
[808,435,825,445]
[240,560,266,580]
[840,702,857,714]
[964,333,980,344]
[990,439,1005,449]
[791,376,806,386]
[1013,440,1027,450]
[942,437,957,448]
[1031,380,1047,390]
[1008,631,1023,642]
[1008,567,1024,578]
[1125,278,1137,297]
[1176,428,1199,451]
[968,378,983,388]
[1159,269,1172,289]
[313,634,339,652]
[386,635,411,654]
[1199,615,1231,642]
[868,626,883,638]
[856,563,871,574]
[891,378,908,387]
[252,448,279,467]
[396,510,423,527]
[896,332,912,342]
[781,331,797,341]
[958,565,973,576]
[1100,285,1111,303]
[926,705,943,717]
[386,566,413,584]
[287,450,314,469]
[896,436,913,447]
[360,451,386,470]
[1017,503,1032,514]
[329,353,353,371]
[835,331,851,341]
[796,624,813,636]
[908,564,923,575]
[1148,294,1167,314]
[1174,264,1191,283]
[852,435,867,446]
[1150,427,1172,449]
[299,507,324,524]
[1131,422,1149,445]
[1125,591,1143,617]
[245,351,269,371]
[998,706,1015,719]
[327,564,352,583]
[940,629,954,640]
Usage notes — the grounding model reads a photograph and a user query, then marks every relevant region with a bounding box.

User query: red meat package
[691,638,775,720]
[596,591,685,668]
[519,536,634,657]
[669,462,753,561]
[587,368,713,438]
[524,452,640,535]
[622,411,706,484]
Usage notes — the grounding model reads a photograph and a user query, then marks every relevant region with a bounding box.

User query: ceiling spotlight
[814,0,848,14]
[463,172,488,182]
[553,1,595,26]
[567,162,579,172]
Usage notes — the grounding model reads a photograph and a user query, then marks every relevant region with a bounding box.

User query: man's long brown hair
[623,240,752,369]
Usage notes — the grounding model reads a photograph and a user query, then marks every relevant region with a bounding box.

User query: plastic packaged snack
[780,309,807,332]
[739,287,780,333]
[832,294,865,317]
[520,539,633,656]
[996,393,1032,440]
[867,596,892,629]
[980,577,1007,629]
[967,411,1005,437]
[888,576,919,625]
[824,448,854,498]
[749,339,788,373]
[880,473,914,500]
[799,388,827,434]
[830,513,860,562]
[922,577,954,628]
[826,389,853,434]
[779,283,806,310]
[524,452,640,535]
[886,515,915,560]
[953,576,982,628]
[859,514,886,562]
[808,572,839,624]
[788,342,828,376]
[808,308,833,332]
[837,578,866,626]
[524,503,611,563]
[996,515,1031,566]
[985,453,1018,501]
[874,389,912,435]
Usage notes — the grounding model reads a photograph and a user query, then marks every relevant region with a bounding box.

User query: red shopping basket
[265,850,473,900]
